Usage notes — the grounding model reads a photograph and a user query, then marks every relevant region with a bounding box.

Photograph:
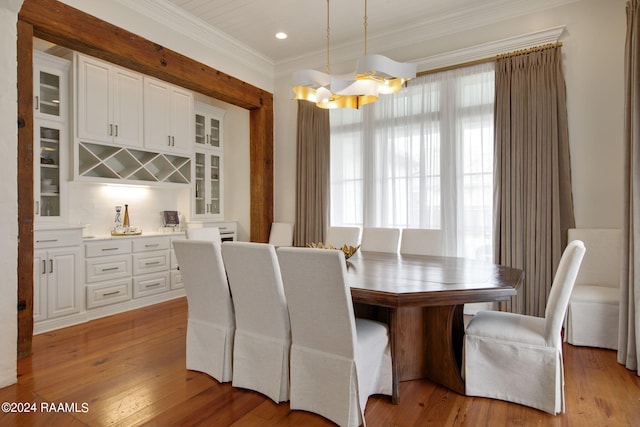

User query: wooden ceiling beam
[19,0,272,111]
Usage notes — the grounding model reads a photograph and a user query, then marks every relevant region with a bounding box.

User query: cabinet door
[34,52,69,122]
[35,120,66,222]
[77,55,112,142]
[170,87,193,154]
[33,250,47,322]
[47,247,81,319]
[192,151,222,218]
[144,78,172,152]
[112,67,144,147]
[209,154,221,216]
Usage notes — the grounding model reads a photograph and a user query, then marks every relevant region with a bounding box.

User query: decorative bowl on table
[307,242,360,260]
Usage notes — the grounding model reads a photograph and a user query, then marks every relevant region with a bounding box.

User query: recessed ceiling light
[275,32,287,40]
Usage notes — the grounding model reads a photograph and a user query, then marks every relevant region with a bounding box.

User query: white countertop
[85,230,186,242]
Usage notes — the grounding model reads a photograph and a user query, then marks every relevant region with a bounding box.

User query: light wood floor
[1,298,639,426]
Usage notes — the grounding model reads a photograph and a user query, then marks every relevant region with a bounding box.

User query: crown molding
[414,26,567,73]
[275,0,580,77]
[114,0,274,85]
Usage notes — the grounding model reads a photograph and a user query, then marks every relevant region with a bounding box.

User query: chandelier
[292,0,416,109]
[292,0,378,109]
[352,0,416,95]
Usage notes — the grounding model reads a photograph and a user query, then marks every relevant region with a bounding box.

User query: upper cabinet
[144,77,193,155]
[75,53,144,148]
[34,52,70,224]
[195,102,225,150]
[34,51,70,122]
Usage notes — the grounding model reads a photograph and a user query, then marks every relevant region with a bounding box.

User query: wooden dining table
[346,250,522,403]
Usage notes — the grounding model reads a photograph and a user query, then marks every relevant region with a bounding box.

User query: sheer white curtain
[330,62,495,259]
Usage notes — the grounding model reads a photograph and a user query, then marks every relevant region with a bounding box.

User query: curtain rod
[416,41,563,77]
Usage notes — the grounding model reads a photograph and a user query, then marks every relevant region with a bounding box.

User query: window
[330,62,495,260]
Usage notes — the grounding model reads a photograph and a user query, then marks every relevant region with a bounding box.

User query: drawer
[86,279,132,309]
[86,255,131,283]
[133,237,170,253]
[85,240,131,258]
[133,272,169,298]
[35,229,82,249]
[133,250,170,275]
[170,269,183,290]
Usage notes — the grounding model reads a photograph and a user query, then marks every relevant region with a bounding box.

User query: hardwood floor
[1,298,639,426]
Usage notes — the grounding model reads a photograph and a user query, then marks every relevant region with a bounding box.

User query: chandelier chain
[363,0,368,55]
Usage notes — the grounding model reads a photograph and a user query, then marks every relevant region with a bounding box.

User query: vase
[123,204,130,228]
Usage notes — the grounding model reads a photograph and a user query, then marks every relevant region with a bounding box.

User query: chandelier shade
[355,54,417,95]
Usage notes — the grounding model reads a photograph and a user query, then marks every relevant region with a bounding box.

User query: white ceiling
[164,0,579,65]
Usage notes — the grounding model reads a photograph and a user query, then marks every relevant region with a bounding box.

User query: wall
[0,0,21,388]
[272,0,627,229]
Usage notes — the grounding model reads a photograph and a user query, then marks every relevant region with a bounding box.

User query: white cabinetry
[85,235,184,312]
[34,51,69,122]
[75,53,144,147]
[132,237,170,298]
[144,77,193,155]
[34,52,70,224]
[34,120,68,223]
[195,102,224,150]
[33,228,82,325]
[85,239,132,309]
[192,103,224,220]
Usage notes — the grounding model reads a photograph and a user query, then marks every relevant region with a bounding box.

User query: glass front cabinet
[34,51,70,223]
[192,103,224,219]
[34,51,70,122]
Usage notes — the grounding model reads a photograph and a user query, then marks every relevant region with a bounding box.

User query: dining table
[346,250,523,403]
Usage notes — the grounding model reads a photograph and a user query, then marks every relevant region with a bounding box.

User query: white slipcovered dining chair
[360,227,401,253]
[268,222,294,247]
[172,240,234,383]
[325,226,361,248]
[399,228,442,256]
[564,228,621,350]
[277,247,392,427]
[464,240,586,415]
[186,226,222,243]
[221,242,291,403]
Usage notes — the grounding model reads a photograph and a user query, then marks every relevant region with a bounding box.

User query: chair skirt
[186,318,234,383]
[232,330,290,402]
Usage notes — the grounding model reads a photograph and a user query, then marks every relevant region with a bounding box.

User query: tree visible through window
[330,62,495,260]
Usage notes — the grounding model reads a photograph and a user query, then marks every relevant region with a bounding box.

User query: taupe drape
[293,101,330,246]
[619,0,640,373]
[493,46,575,316]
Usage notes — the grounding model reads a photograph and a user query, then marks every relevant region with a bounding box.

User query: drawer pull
[36,239,58,243]
[101,267,120,272]
[102,290,120,297]
[145,261,161,266]
[101,247,120,251]
[145,282,162,288]
[144,244,160,248]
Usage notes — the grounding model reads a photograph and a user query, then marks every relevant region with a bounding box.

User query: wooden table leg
[388,307,399,404]
[422,304,465,394]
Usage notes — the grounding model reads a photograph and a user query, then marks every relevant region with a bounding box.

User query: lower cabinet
[35,232,186,333]
[34,229,83,322]
[33,228,83,328]
[84,234,184,312]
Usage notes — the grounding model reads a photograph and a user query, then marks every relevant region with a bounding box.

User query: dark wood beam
[19,0,272,111]
[16,19,35,358]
